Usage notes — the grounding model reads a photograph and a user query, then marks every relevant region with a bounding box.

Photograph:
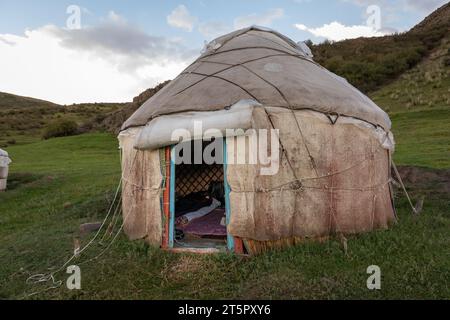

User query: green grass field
[0,108,449,300]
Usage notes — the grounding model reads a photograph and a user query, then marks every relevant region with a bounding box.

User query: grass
[0,107,449,299]
[391,108,450,168]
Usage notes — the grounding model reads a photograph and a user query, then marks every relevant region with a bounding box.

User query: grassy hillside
[371,36,450,114]
[0,92,59,109]
[0,106,448,299]
[312,3,450,96]
[0,92,124,147]
[0,81,168,147]
[92,81,170,134]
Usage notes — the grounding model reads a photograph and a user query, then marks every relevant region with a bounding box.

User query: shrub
[443,57,450,67]
[42,119,79,140]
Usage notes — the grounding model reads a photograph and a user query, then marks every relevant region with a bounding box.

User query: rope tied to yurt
[229,145,392,236]
[23,149,143,298]
[178,42,322,179]
[23,178,123,297]
[232,146,388,193]
[391,160,418,215]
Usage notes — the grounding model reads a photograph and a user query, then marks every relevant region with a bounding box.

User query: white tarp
[134,99,261,150]
[130,104,395,152]
[0,149,11,168]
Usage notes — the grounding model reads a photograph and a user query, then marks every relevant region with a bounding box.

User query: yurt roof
[0,148,9,158]
[122,26,391,131]
[0,148,11,167]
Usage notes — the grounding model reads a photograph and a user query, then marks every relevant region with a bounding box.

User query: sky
[0,0,447,104]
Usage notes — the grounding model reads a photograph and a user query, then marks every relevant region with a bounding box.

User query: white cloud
[167,5,197,32]
[106,10,127,24]
[0,13,196,104]
[234,8,284,30]
[294,21,391,42]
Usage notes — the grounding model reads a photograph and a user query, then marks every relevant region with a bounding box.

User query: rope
[175,53,302,97]
[288,110,319,177]
[200,45,301,61]
[23,179,123,297]
[99,197,122,243]
[233,179,391,194]
[25,177,123,281]
[263,108,302,184]
[180,71,259,101]
[20,130,402,298]
[23,149,140,298]
[76,201,137,267]
[25,275,62,298]
[231,147,385,193]
[179,46,320,177]
[391,160,418,214]
[303,179,392,192]
[120,176,161,191]
[234,64,319,177]
[245,32,301,55]
[200,45,323,69]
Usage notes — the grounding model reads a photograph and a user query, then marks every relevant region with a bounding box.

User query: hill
[370,28,450,113]
[92,81,170,134]
[0,92,125,147]
[0,92,60,110]
[311,2,450,100]
[0,82,171,146]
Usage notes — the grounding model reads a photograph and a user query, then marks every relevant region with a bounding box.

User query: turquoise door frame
[223,138,235,251]
[168,138,234,251]
[168,146,176,248]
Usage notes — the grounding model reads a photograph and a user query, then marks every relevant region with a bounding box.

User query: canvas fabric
[226,107,395,240]
[121,27,391,131]
[118,128,163,245]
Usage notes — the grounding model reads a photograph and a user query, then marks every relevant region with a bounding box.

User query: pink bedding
[179,208,227,237]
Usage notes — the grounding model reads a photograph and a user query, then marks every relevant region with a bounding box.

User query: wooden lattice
[175,163,224,197]
[173,140,224,197]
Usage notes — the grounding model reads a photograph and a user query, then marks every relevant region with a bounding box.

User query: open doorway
[169,139,229,251]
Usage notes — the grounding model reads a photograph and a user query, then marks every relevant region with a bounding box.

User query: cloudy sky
[0,0,447,104]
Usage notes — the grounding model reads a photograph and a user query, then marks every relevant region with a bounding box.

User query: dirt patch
[5,173,43,191]
[396,166,450,195]
[162,255,211,282]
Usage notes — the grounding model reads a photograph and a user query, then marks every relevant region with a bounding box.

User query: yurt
[0,148,11,192]
[118,27,396,255]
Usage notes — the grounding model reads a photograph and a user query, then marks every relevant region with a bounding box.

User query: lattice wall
[175,163,224,197]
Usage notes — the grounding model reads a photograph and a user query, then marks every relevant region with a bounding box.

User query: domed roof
[122,26,391,131]
[0,148,11,167]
